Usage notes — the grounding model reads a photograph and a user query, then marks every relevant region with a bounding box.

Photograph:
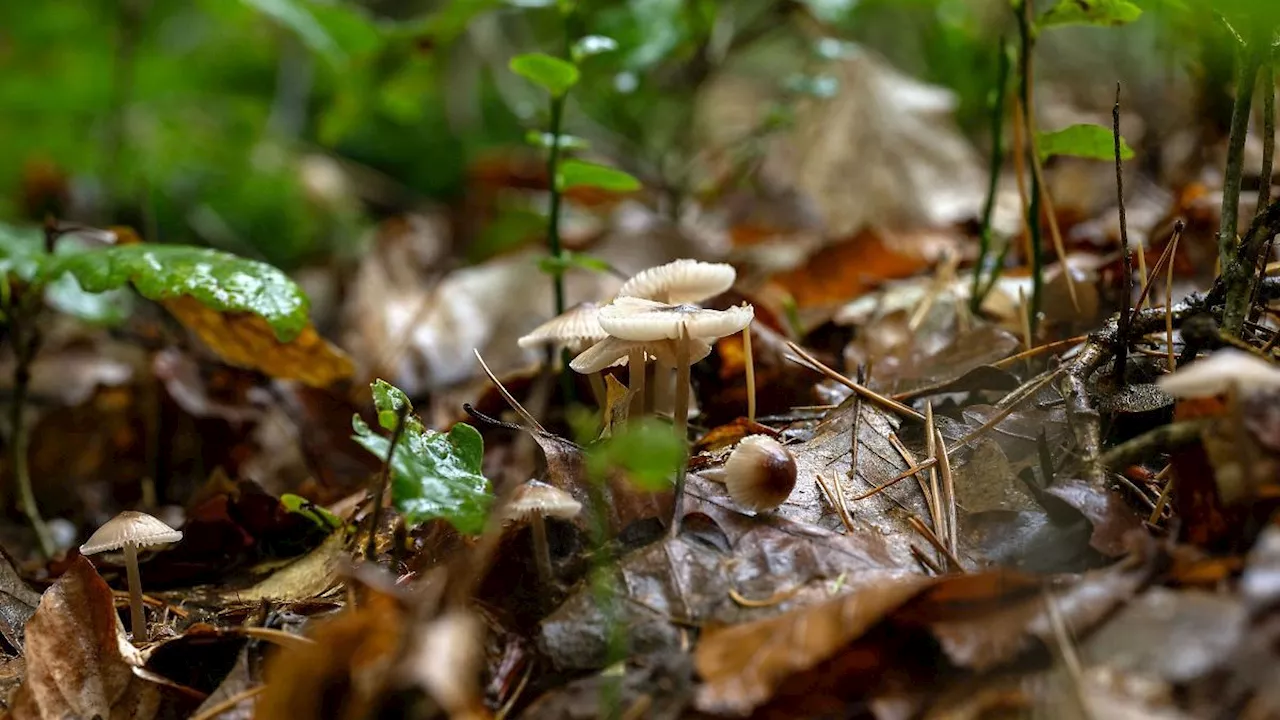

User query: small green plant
[0,222,324,557]
[507,5,640,318]
[351,379,493,535]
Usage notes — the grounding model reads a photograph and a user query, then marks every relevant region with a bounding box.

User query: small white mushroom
[616,259,736,304]
[1156,349,1280,398]
[723,435,797,512]
[520,302,611,403]
[504,480,581,585]
[80,511,183,642]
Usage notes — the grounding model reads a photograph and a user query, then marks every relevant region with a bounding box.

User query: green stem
[8,310,53,559]
[1222,34,1269,336]
[1015,0,1042,337]
[971,40,1012,314]
[546,93,568,319]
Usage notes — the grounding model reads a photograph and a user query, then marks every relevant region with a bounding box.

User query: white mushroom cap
[80,511,183,555]
[569,335,713,374]
[505,480,583,521]
[617,259,736,304]
[517,302,607,350]
[598,298,754,342]
[1156,349,1280,398]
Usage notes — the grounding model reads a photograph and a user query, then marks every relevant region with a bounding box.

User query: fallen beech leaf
[769,229,945,310]
[164,295,353,388]
[8,557,176,719]
[221,531,347,604]
[694,574,936,715]
[0,548,40,653]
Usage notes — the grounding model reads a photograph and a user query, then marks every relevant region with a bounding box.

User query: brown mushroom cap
[597,298,753,343]
[79,511,183,555]
[724,435,797,512]
[505,480,583,522]
[617,259,736,304]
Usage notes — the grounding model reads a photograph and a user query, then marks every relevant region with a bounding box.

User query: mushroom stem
[530,514,553,586]
[123,544,147,642]
[672,324,692,535]
[587,371,607,409]
[628,347,646,421]
[651,358,672,417]
[743,321,756,423]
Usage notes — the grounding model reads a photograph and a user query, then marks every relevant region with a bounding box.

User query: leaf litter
[5,5,1280,719]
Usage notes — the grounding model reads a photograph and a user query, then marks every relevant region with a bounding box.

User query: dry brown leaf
[693,574,936,715]
[163,295,353,388]
[769,229,952,311]
[8,557,173,720]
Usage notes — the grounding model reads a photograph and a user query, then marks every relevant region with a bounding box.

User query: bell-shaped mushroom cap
[724,435,797,512]
[617,259,736,304]
[569,335,713,374]
[80,511,183,555]
[1157,349,1280,398]
[517,302,607,350]
[505,480,583,521]
[598,298,753,342]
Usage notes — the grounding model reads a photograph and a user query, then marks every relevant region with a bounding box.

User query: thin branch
[1113,83,1133,385]
[366,404,410,562]
[971,40,1013,313]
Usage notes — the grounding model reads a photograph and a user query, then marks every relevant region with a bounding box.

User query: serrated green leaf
[525,130,590,151]
[40,245,310,342]
[510,53,580,96]
[1038,0,1142,29]
[557,159,641,192]
[353,379,493,535]
[572,35,618,62]
[1037,124,1134,163]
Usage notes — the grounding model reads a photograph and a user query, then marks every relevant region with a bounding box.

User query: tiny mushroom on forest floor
[1156,349,1280,398]
[722,435,798,512]
[519,302,610,404]
[80,510,183,642]
[504,480,582,586]
[597,297,754,438]
[615,259,757,420]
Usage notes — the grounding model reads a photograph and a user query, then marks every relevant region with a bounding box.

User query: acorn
[723,435,797,512]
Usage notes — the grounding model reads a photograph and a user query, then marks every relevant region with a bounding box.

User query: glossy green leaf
[1037,124,1134,163]
[352,379,492,535]
[1038,0,1142,29]
[0,222,45,282]
[586,418,685,491]
[281,493,345,530]
[40,245,311,342]
[44,273,133,326]
[572,35,619,62]
[525,130,591,150]
[557,159,641,192]
[510,53,580,96]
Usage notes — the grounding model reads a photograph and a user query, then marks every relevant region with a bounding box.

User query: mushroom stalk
[743,322,756,423]
[672,324,692,535]
[628,347,646,421]
[123,544,147,642]
[587,371,607,409]
[530,514,553,586]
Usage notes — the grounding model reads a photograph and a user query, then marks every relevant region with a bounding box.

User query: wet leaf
[162,295,353,388]
[510,52,580,96]
[352,380,493,534]
[42,244,311,341]
[8,557,185,719]
[1037,124,1135,163]
[0,549,39,653]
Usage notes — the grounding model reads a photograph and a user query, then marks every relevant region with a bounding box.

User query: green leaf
[557,159,641,192]
[510,53,580,96]
[525,131,590,151]
[240,0,343,64]
[572,35,619,62]
[537,251,613,277]
[352,379,493,535]
[1037,0,1142,29]
[1037,124,1134,163]
[0,222,46,282]
[798,0,857,23]
[40,245,311,342]
[44,273,133,326]
[586,419,685,491]
[281,493,345,530]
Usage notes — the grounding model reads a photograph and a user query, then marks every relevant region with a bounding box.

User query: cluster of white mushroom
[519,259,754,438]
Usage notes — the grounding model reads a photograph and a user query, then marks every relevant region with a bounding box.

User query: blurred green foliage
[0,0,1270,273]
